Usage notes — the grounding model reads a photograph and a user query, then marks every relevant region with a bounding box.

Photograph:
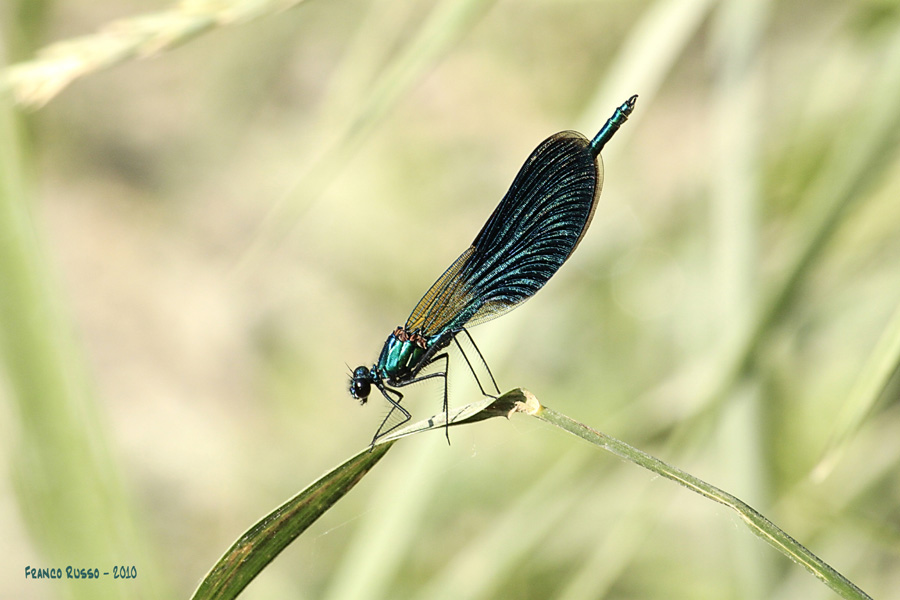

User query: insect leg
[455,329,501,396]
[394,353,451,444]
[434,353,450,444]
[371,384,411,446]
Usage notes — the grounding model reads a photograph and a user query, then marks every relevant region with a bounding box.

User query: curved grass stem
[193,389,870,599]
[525,394,872,600]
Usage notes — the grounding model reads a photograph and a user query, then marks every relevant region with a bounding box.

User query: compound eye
[351,379,371,401]
[349,367,371,401]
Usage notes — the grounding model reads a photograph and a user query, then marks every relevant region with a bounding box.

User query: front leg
[371,384,411,446]
[389,353,451,444]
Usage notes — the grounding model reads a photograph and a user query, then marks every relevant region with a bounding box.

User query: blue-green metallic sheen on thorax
[375,331,428,382]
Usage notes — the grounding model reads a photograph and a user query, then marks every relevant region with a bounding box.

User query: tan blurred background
[3,0,900,598]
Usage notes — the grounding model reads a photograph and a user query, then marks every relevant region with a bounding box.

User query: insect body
[351,95,638,444]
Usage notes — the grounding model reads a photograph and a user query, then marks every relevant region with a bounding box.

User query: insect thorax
[375,326,431,383]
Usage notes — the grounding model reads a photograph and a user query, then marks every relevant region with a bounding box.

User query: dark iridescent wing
[405,131,602,337]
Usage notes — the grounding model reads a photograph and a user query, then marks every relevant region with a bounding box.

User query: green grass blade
[521,392,872,600]
[321,435,446,600]
[192,442,395,600]
[194,387,869,598]
[192,392,515,600]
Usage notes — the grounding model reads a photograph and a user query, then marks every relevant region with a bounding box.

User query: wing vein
[405,131,602,336]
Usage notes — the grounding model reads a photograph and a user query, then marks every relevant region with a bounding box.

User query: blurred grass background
[2,0,900,598]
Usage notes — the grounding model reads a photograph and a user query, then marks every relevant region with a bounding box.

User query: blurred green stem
[711,0,771,596]
[814,298,900,479]
[0,97,164,597]
[4,0,51,62]
[1,0,312,108]
[685,25,900,429]
[232,0,496,277]
[579,0,716,140]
